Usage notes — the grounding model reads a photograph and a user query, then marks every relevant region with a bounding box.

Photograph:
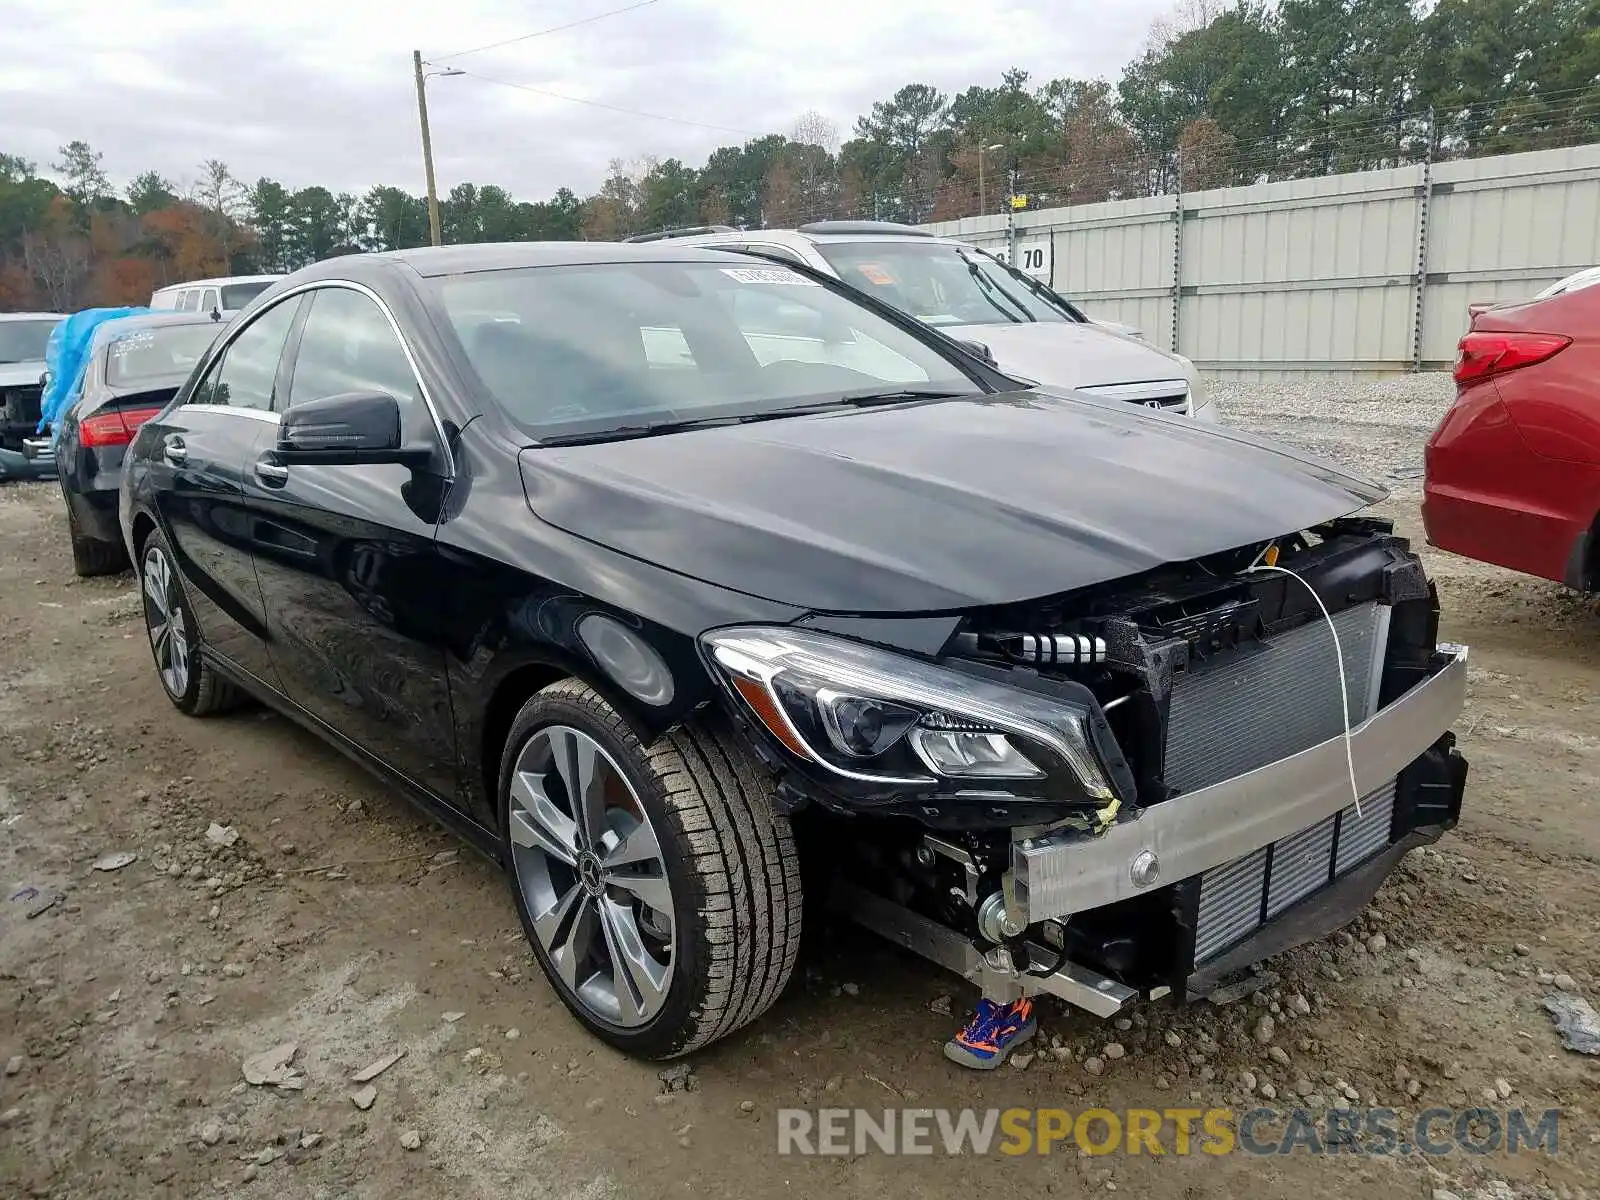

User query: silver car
[640,221,1217,421]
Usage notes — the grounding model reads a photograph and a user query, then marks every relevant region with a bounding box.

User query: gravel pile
[1209,370,1456,486]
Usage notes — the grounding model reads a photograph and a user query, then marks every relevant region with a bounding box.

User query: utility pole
[413,50,443,247]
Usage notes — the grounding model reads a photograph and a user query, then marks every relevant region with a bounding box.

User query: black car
[56,312,226,575]
[119,244,1468,1060]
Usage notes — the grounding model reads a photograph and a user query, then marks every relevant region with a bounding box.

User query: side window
[191,300,298,410]
[287,288,423,413]
[180,290,202,313]
[201,288,220,314]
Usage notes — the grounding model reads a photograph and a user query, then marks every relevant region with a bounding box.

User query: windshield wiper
[535,390,971,446]
[832,387,971,405]
[960,254,1036,323]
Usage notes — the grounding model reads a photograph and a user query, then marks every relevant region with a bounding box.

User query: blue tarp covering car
[39,307,154,438]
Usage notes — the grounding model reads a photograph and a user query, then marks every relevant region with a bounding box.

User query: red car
[1424,277,1600,589]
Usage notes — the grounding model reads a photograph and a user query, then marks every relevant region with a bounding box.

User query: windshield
[430,261,987,441]
[105,324,219,387]
[816,241,1078,328]
[0,318,61,365]
[220,281,273,310]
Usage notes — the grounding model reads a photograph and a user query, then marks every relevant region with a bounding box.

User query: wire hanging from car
[1245,557,1363,819]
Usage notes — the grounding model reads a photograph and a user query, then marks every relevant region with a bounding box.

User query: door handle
[162,437,187,466]
[254,457,290,486]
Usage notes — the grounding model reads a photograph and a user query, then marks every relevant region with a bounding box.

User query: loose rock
[205,824,239,848]
[351,1050,405,1084]
[92,851,137,872]
[929,995,953,1016]
[4,1055,24,1077]
[241,1042,300,1088]
[350,1085,377,1111]
[399,1129,422,1151]
[1103,1042,1126,1060]
[1083,1057,1106,1076]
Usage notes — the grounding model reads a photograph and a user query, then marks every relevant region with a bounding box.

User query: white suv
[640,222,1216,420]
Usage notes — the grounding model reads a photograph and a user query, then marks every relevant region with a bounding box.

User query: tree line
[3,0,1596,312]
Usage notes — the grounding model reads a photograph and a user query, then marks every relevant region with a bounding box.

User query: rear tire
[138,526,243,716]
[65,494,129,577]
[500,678,802,1059]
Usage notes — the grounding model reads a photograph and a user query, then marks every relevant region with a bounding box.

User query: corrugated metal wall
[922,144,1600,380]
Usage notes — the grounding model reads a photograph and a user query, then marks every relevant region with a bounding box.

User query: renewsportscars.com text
[776,1106,1560,1157]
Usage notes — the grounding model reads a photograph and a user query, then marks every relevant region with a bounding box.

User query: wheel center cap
[577,852,605,897]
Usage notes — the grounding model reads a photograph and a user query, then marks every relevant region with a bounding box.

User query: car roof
[0,311,67,322]
[667,225,969,250]
[152,275,282,291]
[316,242,769,279]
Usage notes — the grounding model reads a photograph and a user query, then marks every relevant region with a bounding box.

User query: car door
[149,296,301,687]
[245,283,460,801]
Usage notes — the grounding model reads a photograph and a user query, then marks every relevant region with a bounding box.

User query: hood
[518,390,1385,614]
[0,361,46,389]
[942,322,1186,391]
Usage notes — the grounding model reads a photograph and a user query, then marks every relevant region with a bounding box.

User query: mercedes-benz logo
[577,852,605,897]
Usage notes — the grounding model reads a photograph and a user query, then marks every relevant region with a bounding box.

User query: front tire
[500,679,802,1059]
[139,527,242,716]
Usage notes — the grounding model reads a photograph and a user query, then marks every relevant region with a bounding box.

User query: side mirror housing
[277,391,427,466]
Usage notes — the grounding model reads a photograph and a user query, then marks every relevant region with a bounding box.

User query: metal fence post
[1410,110,1437,372]
[1171,180,1185,356]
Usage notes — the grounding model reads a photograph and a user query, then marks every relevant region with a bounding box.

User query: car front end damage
[704,517,1467,1016]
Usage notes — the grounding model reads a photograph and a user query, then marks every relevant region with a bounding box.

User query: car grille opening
[1075,379,1191,413]
[2,384,44,424]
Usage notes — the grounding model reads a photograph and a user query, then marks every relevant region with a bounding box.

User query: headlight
[702,626,1114,799]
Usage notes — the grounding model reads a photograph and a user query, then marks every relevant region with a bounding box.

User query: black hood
[518,390,1386,614]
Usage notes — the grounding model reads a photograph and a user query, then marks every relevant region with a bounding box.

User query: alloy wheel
[142,544,190,698]
[508,725,675,1027]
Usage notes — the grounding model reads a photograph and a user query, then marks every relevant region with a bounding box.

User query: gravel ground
[2,375,1598,1199]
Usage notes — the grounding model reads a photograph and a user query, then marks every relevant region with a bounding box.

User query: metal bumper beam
[1013,645,1469,922]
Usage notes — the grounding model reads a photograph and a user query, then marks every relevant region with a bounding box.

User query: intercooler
[1162,601,1397,963]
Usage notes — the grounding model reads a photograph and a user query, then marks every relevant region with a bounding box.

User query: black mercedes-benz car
[55,311,226,575]
[119,243,1468,1060]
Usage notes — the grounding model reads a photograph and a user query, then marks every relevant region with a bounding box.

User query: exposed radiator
[1194,778,1398,963]
[1164,601,1391,794]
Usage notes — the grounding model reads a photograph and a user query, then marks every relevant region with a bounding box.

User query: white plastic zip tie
[1246,563,1363,819]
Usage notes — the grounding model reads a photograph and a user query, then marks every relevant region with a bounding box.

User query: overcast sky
[2,0,1172,203]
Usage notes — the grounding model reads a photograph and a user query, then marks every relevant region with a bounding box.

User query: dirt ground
[3,386,1598,1199]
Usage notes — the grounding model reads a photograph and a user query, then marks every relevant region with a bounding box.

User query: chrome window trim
[183,404,280,423]
[191,278,456,478]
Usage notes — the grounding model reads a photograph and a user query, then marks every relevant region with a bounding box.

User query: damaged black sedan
[119,243,1467,1061]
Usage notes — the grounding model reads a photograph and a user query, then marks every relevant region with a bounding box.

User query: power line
[433,0,664,62]
[447,67,762,137]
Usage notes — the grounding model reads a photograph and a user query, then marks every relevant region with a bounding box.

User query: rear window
[106,325,219,386]
[220,281,273,310]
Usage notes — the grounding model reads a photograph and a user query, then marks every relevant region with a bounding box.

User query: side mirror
[277,391,427,466]
[959,339,998,367]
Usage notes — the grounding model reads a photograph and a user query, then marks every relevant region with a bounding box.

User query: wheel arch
[476,649,675,829]
[129,508,158,561]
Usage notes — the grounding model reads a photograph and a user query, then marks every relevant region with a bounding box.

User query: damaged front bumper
[1012,643,1468,922]
[837,642,1468,1017]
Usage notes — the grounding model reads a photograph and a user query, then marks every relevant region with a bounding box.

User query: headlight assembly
[702,626,1114,800]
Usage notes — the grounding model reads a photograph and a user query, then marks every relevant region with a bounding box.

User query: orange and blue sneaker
[943,997,1036,1070]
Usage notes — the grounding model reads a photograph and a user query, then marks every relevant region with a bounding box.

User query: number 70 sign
[1001,238,1052,280]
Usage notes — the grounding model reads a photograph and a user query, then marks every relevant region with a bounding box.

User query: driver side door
[244,284,460,803]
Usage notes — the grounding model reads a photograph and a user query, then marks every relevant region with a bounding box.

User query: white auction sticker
[720,267,819,286]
